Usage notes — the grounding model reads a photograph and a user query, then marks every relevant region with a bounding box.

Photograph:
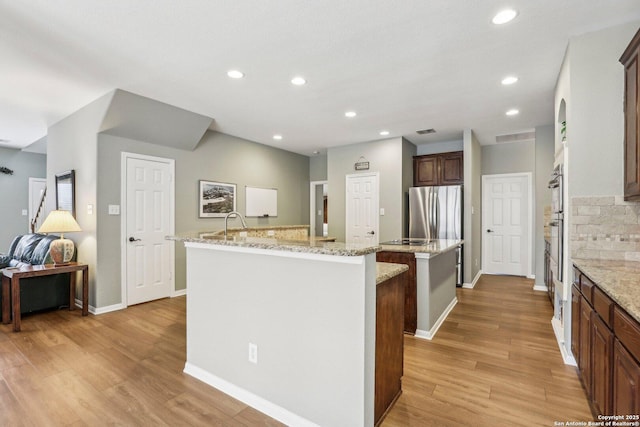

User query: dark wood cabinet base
[376,251,416,334]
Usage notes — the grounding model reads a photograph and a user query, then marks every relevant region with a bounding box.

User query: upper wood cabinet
[413,151,463,187]
[620,28,640,201]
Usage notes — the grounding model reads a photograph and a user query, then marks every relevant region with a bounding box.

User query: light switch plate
[108,205,120,215]
[380,208,385,216]
[87,204,94,215]
[21,209,28,216]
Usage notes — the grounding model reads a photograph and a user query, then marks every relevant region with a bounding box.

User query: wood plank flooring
[381,274,593,427]
[0,274,592,426]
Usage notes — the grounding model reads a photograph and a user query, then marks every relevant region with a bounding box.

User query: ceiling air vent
[495,130,535,144]
[416,128,436,135]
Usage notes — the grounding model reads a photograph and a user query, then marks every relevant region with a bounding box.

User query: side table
[2,263,89,332]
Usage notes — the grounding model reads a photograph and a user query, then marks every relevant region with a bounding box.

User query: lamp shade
[37,210,81,264]
[38,210,81,234]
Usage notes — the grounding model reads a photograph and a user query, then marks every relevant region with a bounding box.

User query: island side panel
[415,250,458,337]
[185,245,376,427]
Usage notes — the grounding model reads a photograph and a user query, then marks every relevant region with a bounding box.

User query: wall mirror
[55,170,76,217]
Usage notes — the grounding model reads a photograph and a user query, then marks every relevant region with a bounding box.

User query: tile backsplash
[571,196,640,261]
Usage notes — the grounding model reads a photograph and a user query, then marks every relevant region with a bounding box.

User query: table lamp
[37,210,82,265]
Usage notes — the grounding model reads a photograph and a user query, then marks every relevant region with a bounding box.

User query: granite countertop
[168,233,379,257]
[376,262,409,285]
[572,258,640,323]
[378,239,463,256]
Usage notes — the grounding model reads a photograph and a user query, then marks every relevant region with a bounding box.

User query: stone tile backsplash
[571,196,640,261]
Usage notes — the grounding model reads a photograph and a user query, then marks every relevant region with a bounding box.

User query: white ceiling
[1,1,639,156]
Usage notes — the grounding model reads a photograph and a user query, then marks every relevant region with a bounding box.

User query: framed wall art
[55,170,76,218]
[199,180,236,217]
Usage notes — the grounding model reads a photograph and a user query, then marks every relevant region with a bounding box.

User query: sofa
[0,233,72,314]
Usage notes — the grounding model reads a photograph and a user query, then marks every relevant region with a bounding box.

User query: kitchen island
[378,239,463,339]
[169,233,406,427]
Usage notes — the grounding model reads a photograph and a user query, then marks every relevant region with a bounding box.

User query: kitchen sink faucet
[224,211,248,237]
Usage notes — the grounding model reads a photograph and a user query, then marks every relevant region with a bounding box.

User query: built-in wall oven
[548,165,564,306]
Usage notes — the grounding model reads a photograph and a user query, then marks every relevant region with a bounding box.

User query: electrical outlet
[239,231,248,237]
[267,230,275,236]
[248,343,258,364]
[21,209,28,216]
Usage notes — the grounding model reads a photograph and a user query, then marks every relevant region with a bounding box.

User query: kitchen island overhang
[172,234,380,427]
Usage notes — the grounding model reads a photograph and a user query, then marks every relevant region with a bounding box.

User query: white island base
[182,241,378,427]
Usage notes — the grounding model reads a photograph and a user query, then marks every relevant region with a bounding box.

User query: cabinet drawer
[573,267,581,288]
[581,275,595,304]
[593,286,614,327]
[614,306,640,363]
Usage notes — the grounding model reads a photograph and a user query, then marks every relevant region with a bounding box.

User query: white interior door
[345,173,379,245]
[124,154,175,305]
[28,177,47,232]
[482,173,531,276]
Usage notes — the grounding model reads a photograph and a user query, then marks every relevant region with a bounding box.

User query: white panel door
[346,173,379,245]
[126,156,174,305]
[482,174,530,276]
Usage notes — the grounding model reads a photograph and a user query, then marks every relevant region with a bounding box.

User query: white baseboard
[462,270,482,289]
[551,317,577,366]
[533,284,548,292]
[526,274,536,279]
[414,297,457,341]
[88,301,126,315]
[183,362,319,427]
[172,288,187,297]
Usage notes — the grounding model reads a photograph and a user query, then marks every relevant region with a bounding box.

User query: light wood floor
[0,274,592,426]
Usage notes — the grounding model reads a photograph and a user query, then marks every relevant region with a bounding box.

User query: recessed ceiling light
[273,134,283,140]
[291,76,306,86]
[345,111,357,118]
[227,70,244,79]
[492,9,517,25]
[506,109,519,116]
[379,130,390,136]
[501,76,518,85]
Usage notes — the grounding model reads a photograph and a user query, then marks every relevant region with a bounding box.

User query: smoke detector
[416,128,436,135]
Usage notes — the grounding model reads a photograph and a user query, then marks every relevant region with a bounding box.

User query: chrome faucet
[224,211,248,237]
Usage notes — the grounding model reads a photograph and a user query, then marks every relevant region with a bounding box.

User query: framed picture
[55,170,76,218]
[199,180,236,217]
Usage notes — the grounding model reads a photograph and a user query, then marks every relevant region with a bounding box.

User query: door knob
[367,231,375,235]
[486,229,494,233]
[129,237,141,242]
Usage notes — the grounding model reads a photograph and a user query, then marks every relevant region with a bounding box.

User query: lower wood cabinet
[591,312,613,415]
[375,270,406,426]
[573,264,640,417]
[613,339,640,414]
[376,251,417,334]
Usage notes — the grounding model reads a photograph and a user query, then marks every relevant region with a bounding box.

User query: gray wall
[309,154,328,181]
[327,137,406,243]
[481,141,535,175]
[0,148,46,249]
[534,125,555,286]
[97,131,310,306]
[567,21,640,197]
[463,129,482,284]
[47,91,114,308]
[416,139,464,155]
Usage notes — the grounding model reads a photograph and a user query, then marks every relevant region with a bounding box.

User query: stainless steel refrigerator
[409,185,463,286]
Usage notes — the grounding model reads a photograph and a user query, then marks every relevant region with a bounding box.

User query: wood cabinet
[376,251,417,334]
[591,311,613,415]
[375,270,406,426]
[620,28,640,201]
[413,151,463,187]
[573,264,640,417]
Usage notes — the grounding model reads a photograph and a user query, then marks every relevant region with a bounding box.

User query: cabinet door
[440,151,464,185]
[376,251,417,334]
[613,339,640,415]
[579,295,592,395]
[621,30,640,200]
[591,312,613,415]
[571,285,581,362]
[414,156,439,186]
